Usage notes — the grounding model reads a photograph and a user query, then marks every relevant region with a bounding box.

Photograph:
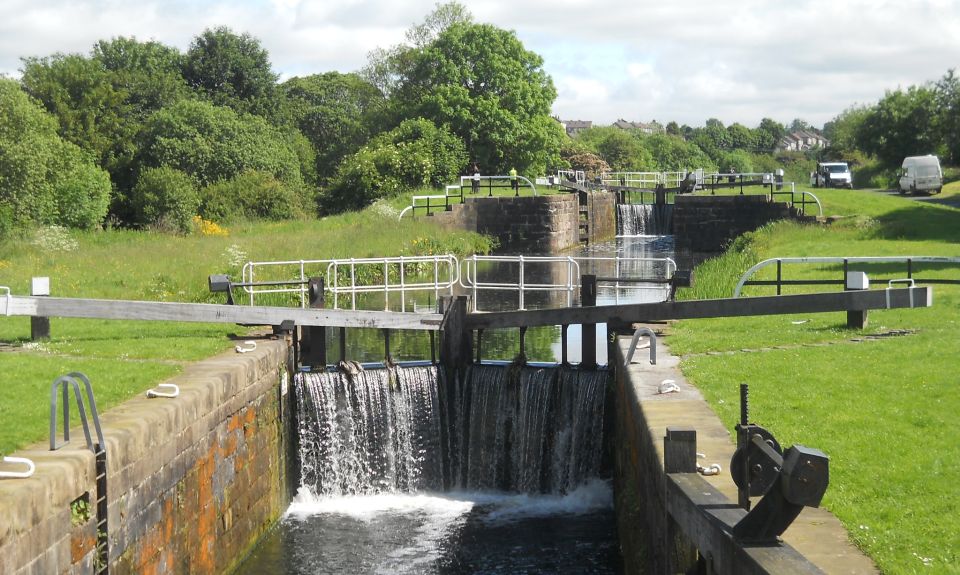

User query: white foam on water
[286,486,475,520]
[466,478,614,525]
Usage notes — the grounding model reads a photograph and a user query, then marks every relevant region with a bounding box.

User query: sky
[1,0,958,128]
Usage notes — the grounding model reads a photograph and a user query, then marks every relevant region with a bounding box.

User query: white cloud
[1,0,959,127]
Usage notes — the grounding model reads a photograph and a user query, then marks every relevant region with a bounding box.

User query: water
[237,236,676,574]
[238,364,619,574]
[617,203,673,236]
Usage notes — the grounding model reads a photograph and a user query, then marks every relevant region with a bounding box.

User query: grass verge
[671,181,960,573]
[0,204,493,454]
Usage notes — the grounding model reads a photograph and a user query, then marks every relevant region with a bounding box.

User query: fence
[734,256,960,297]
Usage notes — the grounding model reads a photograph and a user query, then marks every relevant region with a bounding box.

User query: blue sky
[1,0,958,128]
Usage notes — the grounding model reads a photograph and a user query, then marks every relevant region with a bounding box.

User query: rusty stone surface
[0,336,291,575]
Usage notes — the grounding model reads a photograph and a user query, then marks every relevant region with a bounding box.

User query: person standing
[471,163,480,194]
[509,167,518,193]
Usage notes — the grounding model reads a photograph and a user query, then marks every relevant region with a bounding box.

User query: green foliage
[20,53,132,173]
[283,72,386,182]
[55,160,112,229]
[0,78,111,232]
[934,69,960,165]
[200,170,305,223]
[755,118,786,154]
[718,149,754,173]
[644,133,716,172]
[390,20,561,175]
[325,118,466,212]
[131,166,199,232]
[595,130,651,171]
[856,85,942,168]
[182,27,282,121]
[137,99,303,187]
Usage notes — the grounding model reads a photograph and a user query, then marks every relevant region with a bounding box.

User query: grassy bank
[0,204,492,454]
[671,182,960,573]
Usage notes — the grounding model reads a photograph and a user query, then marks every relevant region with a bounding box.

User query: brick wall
[0,338,292,575]
[672,194,798,252]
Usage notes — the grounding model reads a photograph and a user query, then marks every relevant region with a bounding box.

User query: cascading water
[617,203,673,236]
[238,363,620,574]
[296,363,608,496]
[296,366,444,495]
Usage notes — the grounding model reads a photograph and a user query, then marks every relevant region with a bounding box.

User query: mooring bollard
[31,277,50,341]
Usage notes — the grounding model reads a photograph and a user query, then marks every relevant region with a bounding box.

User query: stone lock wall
[0,338,293,575]
[672,194,798,252]
[430,192,617,253]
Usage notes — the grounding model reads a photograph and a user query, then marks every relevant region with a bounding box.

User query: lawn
[670,180,960,573]
[0,204,492,454]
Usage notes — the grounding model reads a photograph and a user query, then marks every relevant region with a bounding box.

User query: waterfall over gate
[617,203,673,236]
[295,364,609,497]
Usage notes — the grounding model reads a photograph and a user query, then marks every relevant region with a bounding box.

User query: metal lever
[625,327,657,366]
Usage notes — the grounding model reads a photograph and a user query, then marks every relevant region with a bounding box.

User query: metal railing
[601,171,692,189]
[460,255,677,312]
[240,255,460,310]
[237,253,677,313]
[734,256,960,297]
[769,183,823,216]
[459,175,538,197]
[557,169,585,185]
[460,255,580,312]
[399,185,464,219]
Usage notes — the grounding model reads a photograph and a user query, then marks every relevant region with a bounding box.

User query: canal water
[236,235,673,574]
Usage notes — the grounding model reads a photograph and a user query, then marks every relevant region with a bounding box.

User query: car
[898,155,942,195]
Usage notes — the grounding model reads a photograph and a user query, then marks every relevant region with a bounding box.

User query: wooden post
[300,277,327,367]
[581,274,597,369]
[664,427,699,573]
[31,277,51,341]
[439,296,470,371]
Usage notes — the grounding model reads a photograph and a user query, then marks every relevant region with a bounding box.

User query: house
[778,130,830,151]
[562,119,592,136]
[612,119,663,134]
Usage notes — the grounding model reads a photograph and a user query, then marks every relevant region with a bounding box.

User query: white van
[899,155,942,195]
[810,162,853,188]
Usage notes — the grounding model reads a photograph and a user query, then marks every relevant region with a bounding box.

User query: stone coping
[615,334,877,574]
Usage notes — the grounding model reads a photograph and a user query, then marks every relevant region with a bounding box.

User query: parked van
[810,162,853,188]
[899,155,942,195]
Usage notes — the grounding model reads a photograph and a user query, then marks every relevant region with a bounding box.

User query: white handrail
[733,256,960,297]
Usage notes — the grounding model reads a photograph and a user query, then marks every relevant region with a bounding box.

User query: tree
[0,78,111,231]
[595,130,651,171]
[755,118,786,153]
[665,121,680,136]
[645,134,716,172]
[390,21,563,175]
[726,123,756,151]
[20,53,130,173]
[856,85,941,168]
[822,105,871,157]
[325,118,466,212]
[136,99,303,188]
[935,69,960,164]
[789,118,812,133]
[93,37,187,115]
[182,27,282,120]
[282,73,386,182]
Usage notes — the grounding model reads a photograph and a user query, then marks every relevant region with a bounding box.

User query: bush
[324,119,466,213]
[55,160,112,229]
[131,167,199,233]
[200,171,305,222]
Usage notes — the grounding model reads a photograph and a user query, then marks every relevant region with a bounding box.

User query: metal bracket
[147,383,180,398]
[0,455,36,479]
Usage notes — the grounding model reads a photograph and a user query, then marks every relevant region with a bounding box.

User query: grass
[670,180,960,573]
[0,204,492,454]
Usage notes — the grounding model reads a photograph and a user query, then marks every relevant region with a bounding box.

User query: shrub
[131,167,199,233]
[200,171,305,222]
[324,119,466,213]
[55,160,112,229]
